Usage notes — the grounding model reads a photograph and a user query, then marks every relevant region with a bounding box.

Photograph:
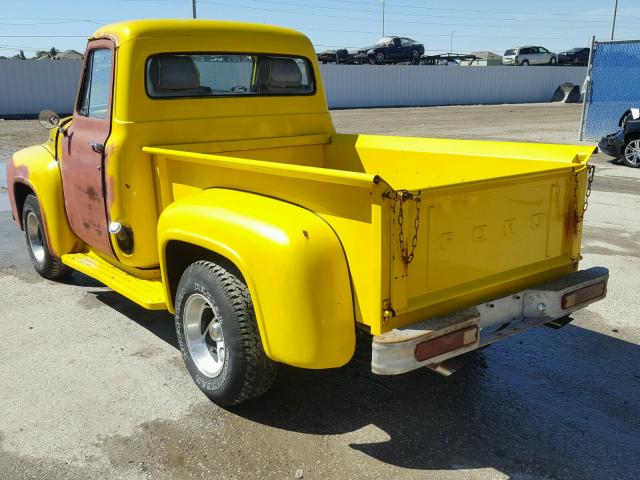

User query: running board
[61,252,166,310]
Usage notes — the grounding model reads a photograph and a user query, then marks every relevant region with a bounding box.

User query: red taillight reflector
[562,281,606,309]
[414,326,478,362]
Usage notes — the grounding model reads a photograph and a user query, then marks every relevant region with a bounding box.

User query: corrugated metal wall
[0,59,586,116]
[320,65,587,108]
[0,59,82,117]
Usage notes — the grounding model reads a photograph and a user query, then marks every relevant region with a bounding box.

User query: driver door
[60,40,114,257]
[390,37,402,59]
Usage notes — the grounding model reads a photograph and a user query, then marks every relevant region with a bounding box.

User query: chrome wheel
[183,293,226,377]
[624,139,640,166]
[26,211,45,264]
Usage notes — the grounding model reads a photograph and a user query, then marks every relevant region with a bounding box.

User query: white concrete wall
[0,59,587,116]
[320,64,587,108]
[0,59,82,117]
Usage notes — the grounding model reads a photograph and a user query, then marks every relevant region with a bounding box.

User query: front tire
[371,51,385,65]
[21,194,71,279]
[521,59,529,66]
[174,260,277,406]
[622,136,640,168]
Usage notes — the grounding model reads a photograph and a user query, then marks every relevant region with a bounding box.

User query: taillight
[414,326,478,362]
[562,281,607,309]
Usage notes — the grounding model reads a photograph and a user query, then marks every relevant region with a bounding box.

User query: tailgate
[372,139,595,332]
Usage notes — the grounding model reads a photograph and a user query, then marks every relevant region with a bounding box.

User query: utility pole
[192,0,197,19]
[381,0,385,37]
[450,30,455,53]
[611,0,618,40]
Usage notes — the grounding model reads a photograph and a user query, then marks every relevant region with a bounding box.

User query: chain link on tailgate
[574,164,595,225]
[387,190,422,265]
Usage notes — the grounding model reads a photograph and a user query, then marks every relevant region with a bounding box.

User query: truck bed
[144,133,595,334]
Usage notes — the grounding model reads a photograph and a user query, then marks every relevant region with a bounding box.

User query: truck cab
[7,20,608,406]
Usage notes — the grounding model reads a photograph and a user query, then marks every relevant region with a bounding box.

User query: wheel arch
[12,181,35,229]
[158,188,356,369]
[624,130,640,144]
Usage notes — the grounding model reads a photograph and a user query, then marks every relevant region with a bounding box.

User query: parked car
[354,36,424,64]
[558,47,590,66]
[317,48,355,64]
[502,46,557,66]
[599,108,640,167]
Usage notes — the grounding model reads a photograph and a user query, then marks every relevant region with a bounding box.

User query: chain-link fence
[581,39,640,140]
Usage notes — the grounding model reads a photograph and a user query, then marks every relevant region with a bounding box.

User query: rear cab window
[145,53,315,98]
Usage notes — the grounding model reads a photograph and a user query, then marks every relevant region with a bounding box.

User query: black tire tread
[22,195,72,280]
[180,260,277,405]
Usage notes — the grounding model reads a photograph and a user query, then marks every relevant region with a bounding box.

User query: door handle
[89,141,104,154]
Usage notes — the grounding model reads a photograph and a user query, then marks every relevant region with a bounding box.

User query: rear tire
[21,194,71,279]
[549,57,557,65]
[174,260,277,406]
[622,136,640,168]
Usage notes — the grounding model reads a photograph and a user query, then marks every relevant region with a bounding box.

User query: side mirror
[38,109,60,129]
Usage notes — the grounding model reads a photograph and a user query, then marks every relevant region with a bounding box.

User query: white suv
[502,46,557,66]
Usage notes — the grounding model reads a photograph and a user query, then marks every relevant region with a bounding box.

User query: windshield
[504,49,516,56]
[568,48,585,53]
[145,53,314,99]
[375,37,393,46]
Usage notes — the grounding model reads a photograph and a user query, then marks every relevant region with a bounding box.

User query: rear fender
[157,188,355,369]
[7,145,82,256]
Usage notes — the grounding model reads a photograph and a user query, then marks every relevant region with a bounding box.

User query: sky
[0,0,638,57]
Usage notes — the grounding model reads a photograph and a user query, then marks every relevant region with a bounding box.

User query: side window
[77,48,113,119]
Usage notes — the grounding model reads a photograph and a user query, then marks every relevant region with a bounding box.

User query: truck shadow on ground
[95,290,639,479]
[235,317,640,479]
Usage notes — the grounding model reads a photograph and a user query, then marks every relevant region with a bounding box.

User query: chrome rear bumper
[372,267,609,375]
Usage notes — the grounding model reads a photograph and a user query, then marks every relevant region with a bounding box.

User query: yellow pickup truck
[7,20,608,405]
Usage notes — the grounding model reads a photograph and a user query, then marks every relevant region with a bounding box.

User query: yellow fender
[157,188,355,369]
[8,145,82,256]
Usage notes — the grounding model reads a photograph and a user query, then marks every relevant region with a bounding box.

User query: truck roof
[91,19,308,46]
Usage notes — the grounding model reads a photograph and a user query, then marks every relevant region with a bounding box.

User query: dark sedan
[354,36,424,65]
[558,47,590,66]
[598,108,640,167]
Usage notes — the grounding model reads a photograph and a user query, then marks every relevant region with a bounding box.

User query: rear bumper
[372,267,609,375]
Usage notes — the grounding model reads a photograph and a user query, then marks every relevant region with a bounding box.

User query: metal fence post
[579,35,596,141]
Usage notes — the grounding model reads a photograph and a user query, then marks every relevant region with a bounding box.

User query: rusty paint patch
[86,186,100,202]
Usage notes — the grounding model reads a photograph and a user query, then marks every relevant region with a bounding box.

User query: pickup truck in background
[7,20,608,406]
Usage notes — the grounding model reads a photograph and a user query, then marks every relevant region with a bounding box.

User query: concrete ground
[1,104,639,480]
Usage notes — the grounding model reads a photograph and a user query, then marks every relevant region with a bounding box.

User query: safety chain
[388,190,422,264]
[574,164,596,224]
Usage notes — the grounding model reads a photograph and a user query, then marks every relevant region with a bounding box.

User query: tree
[49,47,58,59]
[34,50,49,59]
[12,50,26,60]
